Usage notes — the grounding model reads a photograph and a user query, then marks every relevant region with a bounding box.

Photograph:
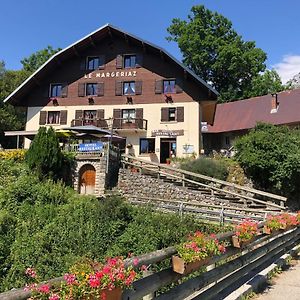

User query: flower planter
[263,225,272,235]
[100,287,122,300]
[171,255,211,275]
[231,235,254,249]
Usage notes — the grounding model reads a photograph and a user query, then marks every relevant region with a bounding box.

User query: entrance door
[79,164,96,195]
[160,138,176,163]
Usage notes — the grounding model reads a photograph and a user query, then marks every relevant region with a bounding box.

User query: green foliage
[181,156,229,180]
[234,123,300,198]
[244,69,284,99]
[26,127,63,181]
[21,45,61,73]
[167,5,267,101]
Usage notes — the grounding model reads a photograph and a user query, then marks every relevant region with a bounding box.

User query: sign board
[84,71,137,79]
[151,129,184,137]
[78,142,103,152]
[183,144,194,154]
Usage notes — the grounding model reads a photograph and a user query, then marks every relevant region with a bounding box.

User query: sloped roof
[4,24,218,105]
[206,89,300,133]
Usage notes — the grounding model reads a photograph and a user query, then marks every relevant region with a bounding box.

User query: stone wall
[117,168,225,205]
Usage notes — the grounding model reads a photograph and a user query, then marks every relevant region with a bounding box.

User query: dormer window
[50,84,62,97]
[124,55,136,68]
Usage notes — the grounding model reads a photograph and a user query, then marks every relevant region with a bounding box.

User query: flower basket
[172,255,211,275]
[231,235,254,249]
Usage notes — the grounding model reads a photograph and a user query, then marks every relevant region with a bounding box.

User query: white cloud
[273,55,300,84]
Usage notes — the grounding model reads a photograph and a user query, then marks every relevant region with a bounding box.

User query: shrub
[0,149,27,161]
[25,127,63,181]
[181,156,228,180]
[234,123,300,198]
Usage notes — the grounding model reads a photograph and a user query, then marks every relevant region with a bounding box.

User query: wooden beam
[89,36,96,48]
[124,33,129,44]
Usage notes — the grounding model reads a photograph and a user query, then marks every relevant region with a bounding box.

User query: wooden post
[157,166,161,179]
[182,174,185,187]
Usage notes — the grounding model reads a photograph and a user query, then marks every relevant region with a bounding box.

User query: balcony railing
[71,118,147,130]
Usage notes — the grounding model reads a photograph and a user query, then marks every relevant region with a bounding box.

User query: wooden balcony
[70,118,147,131]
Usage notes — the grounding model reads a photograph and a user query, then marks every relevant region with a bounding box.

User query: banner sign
[78,142,103,152]
[151,129,184,137]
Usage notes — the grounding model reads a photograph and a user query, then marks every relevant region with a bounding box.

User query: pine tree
[26,127,63,181]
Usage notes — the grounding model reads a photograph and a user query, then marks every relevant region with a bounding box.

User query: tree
[167,5,267,101]
[234,123,300,199]
[25,127,63,181]
[21,45,61,73]
[244,69,284,99]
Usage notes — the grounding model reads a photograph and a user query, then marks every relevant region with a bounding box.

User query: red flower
[38,284,50,294]
[89,275,101,288]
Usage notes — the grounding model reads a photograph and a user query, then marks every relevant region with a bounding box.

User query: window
[50,84,62,97]
[87,57,101,70]
[47,111,60,124]
[124,55,136,68]
[123,81,135,95]
[122,109,135,121]
[83,110,97,125]
[168,108,176,121]
[140,138,155,154]
[86,83,98,96]
[163,80,176,94]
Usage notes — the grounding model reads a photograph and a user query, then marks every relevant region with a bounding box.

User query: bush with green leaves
[25,127,63,181]
[180,156,229,180]
[234,123,300,198]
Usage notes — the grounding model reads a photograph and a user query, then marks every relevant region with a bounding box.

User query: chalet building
[4,24,217,163]
[203,89,300,153]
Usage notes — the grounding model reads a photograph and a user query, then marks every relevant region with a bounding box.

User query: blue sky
[1,0,300,83]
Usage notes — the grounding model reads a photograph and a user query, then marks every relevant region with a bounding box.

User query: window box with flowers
[25,257,144,300]
[232,220,259,248]
[172,231,226,275]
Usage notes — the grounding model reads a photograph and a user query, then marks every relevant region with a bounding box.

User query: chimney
[271,93,279,113]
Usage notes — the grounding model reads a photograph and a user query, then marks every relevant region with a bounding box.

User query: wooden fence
[121,154,287,210]
[2,224,299,300]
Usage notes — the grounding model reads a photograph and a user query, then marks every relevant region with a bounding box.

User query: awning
[62,125,112,135]
[4,130,38,140]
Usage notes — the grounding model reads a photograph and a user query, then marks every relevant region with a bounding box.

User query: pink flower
[49,294,60,300]
[141,265,148,272]
[89,275,101,288]
[102,265,111,275]
[64,273,76,285]
[25,267,36,278]
[133,258,139,266]
[38,284,50,294]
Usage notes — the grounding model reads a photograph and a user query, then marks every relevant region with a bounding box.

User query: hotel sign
[78,142,103,152]
[84,71,137,79]
[151,129,184,137]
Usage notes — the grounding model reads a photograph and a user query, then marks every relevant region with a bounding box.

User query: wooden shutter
[113,109,122,129]
[116,55,123,69]
[74,110,83,126]
[161,107,169,122]
[135,81,142,95]
[135,108,143,129]
[39,111,47,125]
[78,83,85,97]
[177,107,184,122]
[60,110,68,125]
[44,86,50,98]
[61,83,68,98]
[98,55,105,70]
[97,109,107,128]
[97,82,104,96]
[176,79,183,93]
[80,58,86,71]
[115,81,123,96]
[136,53,143,68]
[155,80,163,94]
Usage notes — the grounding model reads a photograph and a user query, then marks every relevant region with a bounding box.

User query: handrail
[121,154,287,205]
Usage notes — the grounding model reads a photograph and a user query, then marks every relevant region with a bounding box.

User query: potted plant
[172,231,226,275]
[25,257,141,300]
[232,220,258,248]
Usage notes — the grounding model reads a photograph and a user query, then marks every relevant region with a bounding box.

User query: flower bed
[172,231,226,274]
[232,220,259,248]
[25,257,144,300]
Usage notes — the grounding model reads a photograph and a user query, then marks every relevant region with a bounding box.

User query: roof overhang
[4,24,218,106]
